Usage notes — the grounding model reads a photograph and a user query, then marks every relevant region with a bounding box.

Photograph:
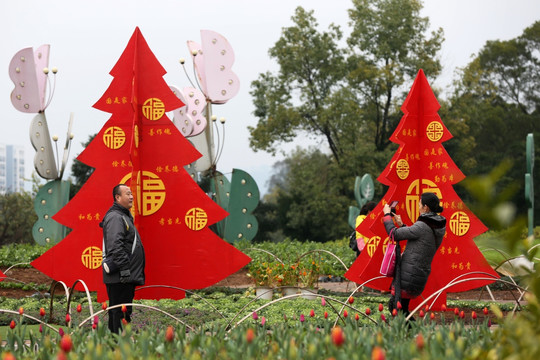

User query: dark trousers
[388,294,411,316]
[106,283,135,333]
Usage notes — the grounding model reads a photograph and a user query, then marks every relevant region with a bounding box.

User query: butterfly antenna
[43,67,58,110]
[179,58,197,88]
[189,51,205,94]
[214,117,226,165]
[211,116,221,167]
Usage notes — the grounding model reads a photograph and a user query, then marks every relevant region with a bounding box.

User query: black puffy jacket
[383,212,446,297]
[100,203,145,285]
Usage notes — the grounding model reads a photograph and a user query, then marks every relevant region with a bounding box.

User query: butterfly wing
[199,30,240,104]
[170,85,194,137]
[9,46,49,113]
[29,113,58,179]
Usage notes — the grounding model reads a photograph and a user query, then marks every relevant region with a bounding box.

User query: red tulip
[9,320,15,329]
[380,314,386,322]
[371,346,386,360]
[65,314,71,324]
[309,309,315,317]
[343,310,348,318]
[121,305,127,313]
[300,314,305,323]
[378,303,384,312]
[39,324,43,333]
[416,333,425,350]
[252,312,258,320]
[430,312,435,320]
[397,301,402,310]
[102,302,107,311]
[392,309,397,317]
[424,304,429,312]
[18,307,24,315]
[454,308,459,316]
[92,323,97,330]
[121,318,128,325]
[246,328,255,343]
[2,352,15,360]
[472,311,477,320]
[355,313,360,321]
[324,311,329,319]
[331,326,345,347]
[365,308,371,315]
[40,307,46,317]
[165,326,174,342]
[483,307,489,315]
[459,310,465,319]
[441,304,447,312]
[348,296,354,304]
[59,334,73,353]
[76,304,82,313]
[419,310,425,318]
[58,327,64,337]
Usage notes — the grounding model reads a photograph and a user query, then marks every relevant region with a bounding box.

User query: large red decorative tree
[32,28,250,302]
[345,70,499,310]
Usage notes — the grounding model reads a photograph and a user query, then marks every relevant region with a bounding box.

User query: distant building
[0,144,25,194]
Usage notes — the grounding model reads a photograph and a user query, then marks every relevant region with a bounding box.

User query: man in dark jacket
[382,192,446,317]
[101,184,145,333]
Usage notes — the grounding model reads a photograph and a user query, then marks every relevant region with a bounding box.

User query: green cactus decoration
[209,171,231,237]
[32,179,70,245]
[348,173,374,228]
[207,169,260,242]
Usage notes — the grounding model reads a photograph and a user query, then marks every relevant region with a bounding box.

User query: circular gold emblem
[81,246,102,270]
[426,121,444,142]
[449,211,470,236]
[396,159,410,180]
[185,207,208,231]
[121,171,166,216]
[142,98,165,121]
[365,236,381,257]
[103,126,126,149]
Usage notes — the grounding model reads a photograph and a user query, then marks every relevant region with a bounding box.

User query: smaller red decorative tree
[346,70,499,310]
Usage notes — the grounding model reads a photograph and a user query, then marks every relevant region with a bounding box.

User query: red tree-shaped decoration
[32,28,250,301]
[345,70,499,309]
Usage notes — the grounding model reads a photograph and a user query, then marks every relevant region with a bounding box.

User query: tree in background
[250,0,443,241]
[446,20,539,221]
[255,148,351,242]
[0,192,36,244]
[69,134,95,198]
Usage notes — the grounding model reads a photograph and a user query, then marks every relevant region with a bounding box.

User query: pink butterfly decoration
[9,45,50,113]
[187,30,240,104]
[170,85,207,137]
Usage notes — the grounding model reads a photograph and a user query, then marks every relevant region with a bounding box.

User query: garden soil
[0,267,521,303]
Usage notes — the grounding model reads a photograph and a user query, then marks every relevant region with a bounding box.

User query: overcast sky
[1,0,539,195]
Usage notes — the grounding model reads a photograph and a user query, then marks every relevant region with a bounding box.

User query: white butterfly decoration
[8,45,73,180]
[172,30,240,173]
